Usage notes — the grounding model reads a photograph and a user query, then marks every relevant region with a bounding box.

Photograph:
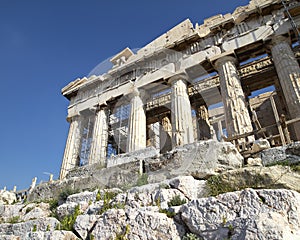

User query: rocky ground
[0,140,300,240]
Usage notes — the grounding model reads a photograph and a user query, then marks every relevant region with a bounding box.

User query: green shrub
[25,206,34,214]
[115,224,130,240]
[46,224,51,231]
[206,175,235,197]
[8,216,20,224]
[167,195,186,207]
[159,208,176,218]
[58,188,79,203]
[98,191,124,215]
[136,173,148,186]
[32,224,37,232]
[57,204,81,231]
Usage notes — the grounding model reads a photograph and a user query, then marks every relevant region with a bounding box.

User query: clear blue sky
[0,0,249,190]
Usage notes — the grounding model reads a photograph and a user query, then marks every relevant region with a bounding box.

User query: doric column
[196,105,211,140]
[59,115,82,179]
[88,105,109,166]
[214,56,254,141]
[270,36,300,140]
[159,115,172,153]
[169,74,194,147]
[127,89,146,152]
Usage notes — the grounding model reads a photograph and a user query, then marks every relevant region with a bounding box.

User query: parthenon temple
[59,0,300,179]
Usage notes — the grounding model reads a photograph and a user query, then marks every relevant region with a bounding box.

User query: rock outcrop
[1,142,300,239]
[1,174,300,239]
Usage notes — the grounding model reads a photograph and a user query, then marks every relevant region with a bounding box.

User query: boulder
[73,214,99,239]
[246,157,262,166]
[0,217,59,239]
[0,190,17,205]
[0,204,24,222]
[146,140,243,181]
[26,230,79,240]
[260,141,300,166]
[180,188,300,239]
[251,139,270,153]
[91,208,185,239]
[206,166,300,195]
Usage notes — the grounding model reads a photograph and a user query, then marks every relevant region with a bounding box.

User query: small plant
[25,206,34,214]
[96,190,101,201]
[155,196,161,209]
[32,224,37,232]
[46,224,51,231]
[136,173,148,186]
[159,183,170,189]
[58,188,79,203]
[57,204,81,231]
[8,216,20,224]
[159,208,176,218]
[98,191,124,215]
[206,175,234,197]
[88,233,95,240]
[115,224,130,240]
[167,195,186,207]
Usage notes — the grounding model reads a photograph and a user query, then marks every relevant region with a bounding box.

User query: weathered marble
[214,56,254,142]
[88,106,108,165]
[169,74,194,147]
[127,89,147,152]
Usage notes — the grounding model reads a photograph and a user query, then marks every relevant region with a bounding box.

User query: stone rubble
[1,172,300,239]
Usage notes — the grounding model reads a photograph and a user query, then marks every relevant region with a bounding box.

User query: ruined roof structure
[60,0,300,179]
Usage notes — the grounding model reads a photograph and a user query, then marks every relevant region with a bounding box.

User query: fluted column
[271,36,300,140]
[88,105,109,166]
[196,105,211,140]
[127,89,146,152]
[169,74,194,147]
[214,56,254,141]
[59,115,82,179]
[159,115,172,153]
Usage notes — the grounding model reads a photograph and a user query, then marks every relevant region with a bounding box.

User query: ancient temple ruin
[59,0,300,179]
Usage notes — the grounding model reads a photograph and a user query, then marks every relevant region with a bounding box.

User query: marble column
[88,105,109,166]
[169,74,194,147]
[214,56,254,142]
[127,89,146,152]
[271,36,300,140]
[196,105,211,140]
[160,115,172,153]
[59,115,82,179]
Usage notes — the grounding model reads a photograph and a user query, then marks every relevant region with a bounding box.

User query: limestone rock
[146,140,243,181]
[65,190,98,204]
[0,217,59,239]
[251,139,270,153]
[180,188,300,239]
[21,203,50,222]
[91,208,184,239]
[0,204,24,222]
[73,214,99,239]
[246,157,262,166]
[26,230,79,240]
[207,166,300,194]
[168,176,206,200]
[260,141,300,165]
[0,235,20,240]
[0,190,17,205]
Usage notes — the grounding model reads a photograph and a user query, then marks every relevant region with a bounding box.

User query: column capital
[271,35,290,45]
[214,55,237,70]
[66,114,80,123]
[128,87,148,101]
[168,72,189,85]
[266,35,291,50]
